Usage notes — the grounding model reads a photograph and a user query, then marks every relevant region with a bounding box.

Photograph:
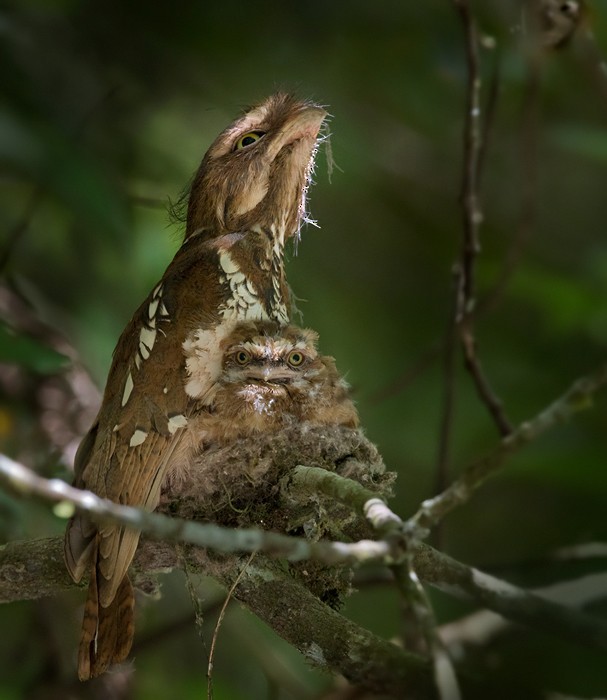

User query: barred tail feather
[78,557,135,681]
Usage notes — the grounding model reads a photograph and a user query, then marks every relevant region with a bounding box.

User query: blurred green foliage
[2,0,607,697]
[0,321,68,373]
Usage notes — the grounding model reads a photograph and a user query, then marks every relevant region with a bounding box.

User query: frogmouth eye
[287,350,305,367]
[234,349,252,366]
[234,130,265,150]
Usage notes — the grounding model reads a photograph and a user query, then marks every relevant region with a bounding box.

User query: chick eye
[234,130,265,150]
[287,350,305,367]
[234,349,251,366]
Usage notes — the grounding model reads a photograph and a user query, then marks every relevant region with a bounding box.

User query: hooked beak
[265,105,327,162]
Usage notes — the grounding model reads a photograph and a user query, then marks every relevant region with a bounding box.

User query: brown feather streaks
[77,543,135,681]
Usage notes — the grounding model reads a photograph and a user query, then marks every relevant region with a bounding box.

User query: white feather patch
[219,251,240,274]
[122,372,134,407]
[129,429,148,447]
[148,297,160,319]
[139,326,157,352]
[183,323,236,402]
[167,414,188,434]
[229,271,246,287]
[217,240,288,323]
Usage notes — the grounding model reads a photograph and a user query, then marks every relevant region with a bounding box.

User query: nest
[157,424,395,607]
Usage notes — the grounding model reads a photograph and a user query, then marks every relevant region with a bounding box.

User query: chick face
[219,323,322,417]
[197,322,358,442]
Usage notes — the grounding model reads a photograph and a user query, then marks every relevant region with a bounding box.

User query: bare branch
[0,535,435,697]
[286,465,607,655]
[219,558,436,698]
[417,545,607,652]
[5,531,607,659]
[391,564,461,700]
[452,0,513,438]
[288,463,460,697]
[0,453,391,567]
[4,436,607,661]
[410,361,607,530]
[453,0,482,297]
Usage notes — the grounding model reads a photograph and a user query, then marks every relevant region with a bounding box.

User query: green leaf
[0,322,69,374]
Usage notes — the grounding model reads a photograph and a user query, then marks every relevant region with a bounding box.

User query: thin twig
[409,361,607,531]
[433,37,501,538]
[453,0,482,304]
[363,484,460,698]
[391,563,461,700]
[207,552,255,700]
[453,0,513,438]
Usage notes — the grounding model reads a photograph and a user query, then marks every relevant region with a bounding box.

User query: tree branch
[0,453,392,568]
[3,397,607,687]
[284,465,607,655]
[288,465,461,699]
[5,452,607,656]
[214,558,436,698]
[409,361,607,530]
[0,535,436,697]
[452,0,513,438]
[4,528,607,657]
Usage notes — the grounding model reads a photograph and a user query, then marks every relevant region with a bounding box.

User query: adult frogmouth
[64,93,326,680]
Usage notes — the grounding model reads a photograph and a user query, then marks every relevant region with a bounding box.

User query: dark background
[1,1,607,697]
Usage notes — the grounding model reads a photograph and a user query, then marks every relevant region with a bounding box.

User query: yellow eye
[234,349,251,366]
[287,350,305,367]
[234,130,265,150]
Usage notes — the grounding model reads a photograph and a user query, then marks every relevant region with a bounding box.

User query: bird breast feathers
[182,322,236,402]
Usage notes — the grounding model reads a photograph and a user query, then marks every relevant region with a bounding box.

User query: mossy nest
[157,424,395,606]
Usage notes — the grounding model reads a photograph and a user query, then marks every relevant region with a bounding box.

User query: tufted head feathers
[185,93,327,243]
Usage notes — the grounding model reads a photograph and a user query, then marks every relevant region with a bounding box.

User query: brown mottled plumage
[191,321,358,445]
[64,94,326,680]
